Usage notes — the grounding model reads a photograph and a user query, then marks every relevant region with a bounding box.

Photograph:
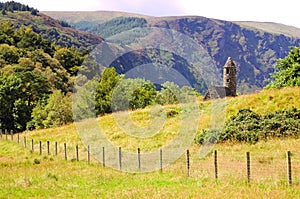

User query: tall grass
[2,87,298,198]
[22,87,300,153]
[1,137,299,198]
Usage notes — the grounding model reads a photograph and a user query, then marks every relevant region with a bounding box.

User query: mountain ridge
[44,11,300,38]
[46,11,300,93]
[44,11,300,93]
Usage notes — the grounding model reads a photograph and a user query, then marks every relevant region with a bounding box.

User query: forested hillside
[1,3,103,50]
[0,20,87,132]
[0,1,96,132]
[45,11,300,93]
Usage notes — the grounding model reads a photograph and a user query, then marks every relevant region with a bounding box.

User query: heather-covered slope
[45,11,300,93]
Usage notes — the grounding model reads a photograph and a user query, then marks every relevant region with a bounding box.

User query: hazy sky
[3,0,300,28]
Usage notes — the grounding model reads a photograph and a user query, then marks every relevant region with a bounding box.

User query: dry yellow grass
[3,87,298,198]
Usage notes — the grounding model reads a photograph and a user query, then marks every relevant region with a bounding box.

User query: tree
[156,82,180,105]
[29,49,73,93]
[0,22,15,45]
[95,68,121,114]
[30,90,73,129]
[16,71,51,108]
[130,80,157,109]
[266,46,300,88]
[73,78,98,120]
[0,44,20,65]
[0,75,23,131]
[111,78,156,111]
[0,70,51,131]
[54,47,83,75]
[15,27,54,55]
[31,9,38,16]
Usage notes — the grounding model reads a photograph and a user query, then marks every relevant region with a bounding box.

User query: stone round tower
[223,57,237,96]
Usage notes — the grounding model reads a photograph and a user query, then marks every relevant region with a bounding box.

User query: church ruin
[203,57,237,100]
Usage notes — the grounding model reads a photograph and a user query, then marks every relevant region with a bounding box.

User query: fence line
[0,129,298,186]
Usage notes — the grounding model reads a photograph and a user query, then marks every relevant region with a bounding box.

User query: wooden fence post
[138,148,141,171]
[119,147,122,170]
[31,139,34,152]
[0,129,2,139]
[187,150,190,177]
[55,142,58,156]
[246,152,251,183]
[39,141,42,155]
[88,145,90,164]
[24,136,26,148]
[10,130,13,141]
[160,149,163,172]
[214,150,218,180]
[17,133,19,144]
[287,151,292,186]
[64,143,67,160]
[76,145,79,161]
[102,147,105,167]
[5,129,7,140]
[47,141,50,155]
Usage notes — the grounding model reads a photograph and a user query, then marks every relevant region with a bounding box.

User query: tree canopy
[0,22,85,132]
[0,1,38,15]
[266,46,300,88]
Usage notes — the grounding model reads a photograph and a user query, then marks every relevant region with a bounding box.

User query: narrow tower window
[226,68,230,74]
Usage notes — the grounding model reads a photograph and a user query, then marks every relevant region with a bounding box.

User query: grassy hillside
[24,87,300,150]
[1,87,300,198]
[43,11,151,24]
[235,21,300,38]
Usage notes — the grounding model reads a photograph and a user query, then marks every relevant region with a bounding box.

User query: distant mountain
[45,11,300,93]
[0,11,103,51]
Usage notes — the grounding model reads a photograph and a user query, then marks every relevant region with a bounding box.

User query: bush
[195,129,220,144]
[33,158,40,164]
[195,108,300,144]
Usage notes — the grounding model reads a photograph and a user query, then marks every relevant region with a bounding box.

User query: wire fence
[1,130,299,187]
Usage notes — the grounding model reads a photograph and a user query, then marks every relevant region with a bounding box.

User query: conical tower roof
[224,57,235,67]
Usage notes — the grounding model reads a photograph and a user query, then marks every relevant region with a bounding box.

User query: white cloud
[97,0,183,16]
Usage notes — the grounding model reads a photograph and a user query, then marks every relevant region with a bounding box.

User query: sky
[3,0,300,28]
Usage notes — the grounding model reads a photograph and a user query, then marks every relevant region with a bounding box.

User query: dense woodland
[0,21,86,132]
[0,1,89,131]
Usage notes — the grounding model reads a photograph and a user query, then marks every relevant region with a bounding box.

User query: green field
[1,87,300,198]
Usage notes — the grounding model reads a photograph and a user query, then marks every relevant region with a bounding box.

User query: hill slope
[1,86,300,197]
[235,21,300,38]
[24,86,300,151]
[0,11,103,50]
[44,11,300,93]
